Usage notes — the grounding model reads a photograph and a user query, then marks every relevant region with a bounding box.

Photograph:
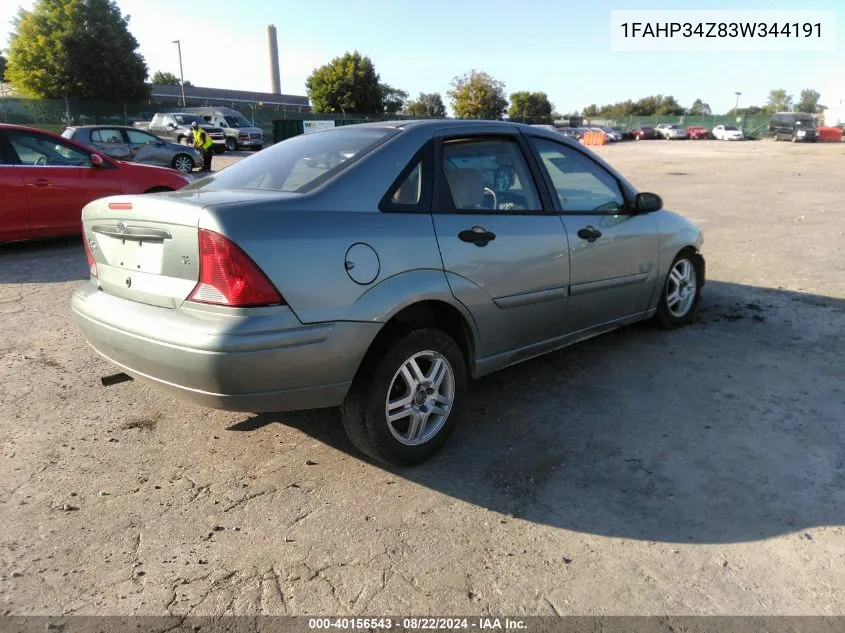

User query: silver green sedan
[62,125,203,173]
[71,120,705,466]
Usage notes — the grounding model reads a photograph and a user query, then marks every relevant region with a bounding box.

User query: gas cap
[344,243,380,285]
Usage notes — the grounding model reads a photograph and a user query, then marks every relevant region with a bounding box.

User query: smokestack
[267,25,281,95]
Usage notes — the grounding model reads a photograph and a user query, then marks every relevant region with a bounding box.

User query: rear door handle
[577,225,602,242]
[458,226,496,247]
[32,178,50,187]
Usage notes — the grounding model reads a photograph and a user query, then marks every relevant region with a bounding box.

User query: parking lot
[1,139,843,616]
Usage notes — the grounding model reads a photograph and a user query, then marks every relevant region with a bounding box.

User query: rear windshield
[184,126,396,194]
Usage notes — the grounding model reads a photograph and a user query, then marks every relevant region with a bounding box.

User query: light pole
[734,91,742,115]
[172,39,186,107]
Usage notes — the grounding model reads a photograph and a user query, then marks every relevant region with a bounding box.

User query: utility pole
[172,39,186,107]
[734,91,742,115]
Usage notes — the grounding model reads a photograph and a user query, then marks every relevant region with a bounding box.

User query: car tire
[213,147,225,154]
[225,137,237,152]
[654,249,703,329]
[341,328,468,467]
[172,153,194,172]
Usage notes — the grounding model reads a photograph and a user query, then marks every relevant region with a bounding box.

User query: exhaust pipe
[101,372,134,387]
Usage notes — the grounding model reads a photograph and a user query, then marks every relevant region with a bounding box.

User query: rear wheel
[654,250,702,328]
[341,328,467,466]
[225,137,237,152]
[171,153,194,172]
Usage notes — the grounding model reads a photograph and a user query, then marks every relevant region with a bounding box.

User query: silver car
[72,120,705,466]
[62,125,203,173]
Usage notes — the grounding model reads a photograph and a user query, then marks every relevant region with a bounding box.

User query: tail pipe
[101,372,134,387]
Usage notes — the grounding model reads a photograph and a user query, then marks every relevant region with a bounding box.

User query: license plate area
[100,237,164,274]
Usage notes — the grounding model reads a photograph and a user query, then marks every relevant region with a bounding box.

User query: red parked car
[1,124,190,243]
[687,126,709,140]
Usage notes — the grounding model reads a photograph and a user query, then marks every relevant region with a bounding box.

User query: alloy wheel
[666,259,698,318]
[385,351,455,446]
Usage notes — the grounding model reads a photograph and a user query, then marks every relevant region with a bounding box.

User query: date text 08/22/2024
[307,618,528,630]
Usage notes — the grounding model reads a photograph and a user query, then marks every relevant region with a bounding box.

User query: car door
[125,128,167,165]
[88,128,132,160]
[0,132,30,241]
[430,130,571,363]
[527,135,660,334]
[5,129,121,239]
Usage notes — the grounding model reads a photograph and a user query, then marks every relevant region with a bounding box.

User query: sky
[1,0,843,114]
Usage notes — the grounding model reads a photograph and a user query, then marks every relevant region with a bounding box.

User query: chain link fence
[587,114,773,137]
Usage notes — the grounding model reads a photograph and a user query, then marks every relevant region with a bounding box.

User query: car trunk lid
[83,195,204,308]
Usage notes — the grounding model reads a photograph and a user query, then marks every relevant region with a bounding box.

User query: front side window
[532,138,625,214]
[184,126,397,193]
[440,137,541,212]
[126,129,159,145]
[6,131,93,167]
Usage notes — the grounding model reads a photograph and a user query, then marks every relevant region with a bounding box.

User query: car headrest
[445,169,485,209]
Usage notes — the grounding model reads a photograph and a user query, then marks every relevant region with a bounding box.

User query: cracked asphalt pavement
[1,140,844,616]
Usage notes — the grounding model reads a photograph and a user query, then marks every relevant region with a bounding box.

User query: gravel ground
[1,139,843,617]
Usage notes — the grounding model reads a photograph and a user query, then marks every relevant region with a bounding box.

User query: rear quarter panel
[201,206,450,325]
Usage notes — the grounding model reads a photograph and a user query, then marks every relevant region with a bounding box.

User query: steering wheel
[35,155,47,166]
[482,187,498,210]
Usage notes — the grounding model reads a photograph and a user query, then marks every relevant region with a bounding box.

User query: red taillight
[188,229,284,307]
[108,202,133,210]
[84,237,98,279]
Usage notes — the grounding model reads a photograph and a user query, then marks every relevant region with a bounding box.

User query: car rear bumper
[71,283,381,412]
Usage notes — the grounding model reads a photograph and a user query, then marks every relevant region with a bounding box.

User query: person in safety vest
[191,121,213,172]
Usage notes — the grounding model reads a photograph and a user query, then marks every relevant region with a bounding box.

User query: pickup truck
[134,113,226,153]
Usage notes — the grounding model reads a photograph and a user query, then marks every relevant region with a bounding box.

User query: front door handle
[577,225,602,242]
[458,226,496,247]
[32,178,50,187]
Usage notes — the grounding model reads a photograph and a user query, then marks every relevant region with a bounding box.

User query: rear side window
[186,127,397,194]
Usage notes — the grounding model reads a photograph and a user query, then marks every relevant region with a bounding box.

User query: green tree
[6,0,148,101]
[405,92,446,118]
[0,52,6,81]
[507,91,554,123]
[380,84,408,114]
[582,104,599,117]
[447,70,508,120]
[689,98,711,115]
[306,51,383,114]
[767,89,793,112]
[796,89,821,114]
[151,70,192,87]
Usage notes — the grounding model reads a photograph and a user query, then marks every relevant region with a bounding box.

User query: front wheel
[341,329,467,466]
[171,153,194,173]
[654,250,702,328]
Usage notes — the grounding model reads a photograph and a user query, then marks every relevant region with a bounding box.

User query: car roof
[0,123,66,136]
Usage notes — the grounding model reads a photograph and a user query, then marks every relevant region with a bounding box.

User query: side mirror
[635,192,662,213]
[167,122,176,129]
[90,153,104,168]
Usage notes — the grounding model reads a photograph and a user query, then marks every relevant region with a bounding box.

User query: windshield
[174,114,205,125]
[724,126,739,131]
[225,115,253,127]
[184,126,396,194]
